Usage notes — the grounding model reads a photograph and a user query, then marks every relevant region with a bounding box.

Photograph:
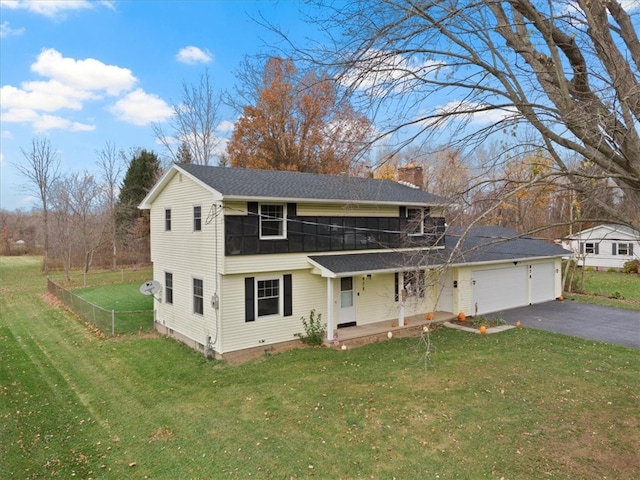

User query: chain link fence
[47,278,154,336]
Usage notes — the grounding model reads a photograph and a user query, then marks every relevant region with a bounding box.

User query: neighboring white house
[139,164,568,359]
[563,224,639,270]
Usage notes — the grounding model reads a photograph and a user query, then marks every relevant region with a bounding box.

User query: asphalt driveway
[498,300,640,349]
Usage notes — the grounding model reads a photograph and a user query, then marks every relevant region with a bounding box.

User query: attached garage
[472,266,528,315]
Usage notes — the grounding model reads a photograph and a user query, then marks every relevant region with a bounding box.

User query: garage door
[531,262,555,304]
[473,266,528,315]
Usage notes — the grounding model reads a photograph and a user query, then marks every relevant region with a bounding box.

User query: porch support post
[398,272,405,325]
[326,277,334,341]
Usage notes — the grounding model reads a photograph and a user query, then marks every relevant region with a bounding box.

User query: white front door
[338,276,356,326]
[438,269,454,312]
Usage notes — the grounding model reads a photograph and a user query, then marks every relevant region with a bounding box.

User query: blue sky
[0,0,315,211]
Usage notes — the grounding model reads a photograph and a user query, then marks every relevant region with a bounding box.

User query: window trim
[407,207,425,236]
[259,203,287,240]
[256,276,282,318]
[193,277,204,315]
[615,242,632,256]
[165,271,173,305]
[165,208,172,231]
[193,205,202,232]
[584,242,598,254]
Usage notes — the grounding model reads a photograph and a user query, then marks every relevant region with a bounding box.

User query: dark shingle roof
[178,163,447,205]
[308,226,570,275]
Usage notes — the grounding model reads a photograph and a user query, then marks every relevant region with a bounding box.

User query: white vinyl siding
[150,173,223,351]
[219,271,325,354]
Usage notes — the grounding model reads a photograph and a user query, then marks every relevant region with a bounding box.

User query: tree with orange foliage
[227,57,372,174]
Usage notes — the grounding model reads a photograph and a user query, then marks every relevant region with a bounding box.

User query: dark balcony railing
[225,215,446,256]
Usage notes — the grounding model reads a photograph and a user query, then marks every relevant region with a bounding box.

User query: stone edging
[443,321,516,335]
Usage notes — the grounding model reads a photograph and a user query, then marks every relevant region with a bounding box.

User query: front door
[338,276,356,327]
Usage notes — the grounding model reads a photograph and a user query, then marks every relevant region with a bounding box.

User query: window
[257,278,280,316]
[244,275,292,321]
[193,278,203,315]
[165,272,173,304]
[165,208,172,231]
[260,204,286,238]
[407,208,425,235]
[397,270,425,299]
[193,205,202,231]
[613,242,633,256]
[583,242,599,254]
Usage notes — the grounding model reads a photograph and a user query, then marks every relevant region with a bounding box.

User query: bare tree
[153,70,223,166]
[50,172,105,277]
[298,0,640,232]
[96,141,125,270]
[14,137,61,273]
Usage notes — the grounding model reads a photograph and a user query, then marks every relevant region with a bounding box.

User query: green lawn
[567,270,640,310]
[2,256,639,479]
[75,282,153,311]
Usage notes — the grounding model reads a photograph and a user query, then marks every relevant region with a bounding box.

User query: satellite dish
[139,280,162,296]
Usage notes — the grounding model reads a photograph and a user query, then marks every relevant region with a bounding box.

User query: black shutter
[394,272,399,302]
[612,243,617,255]
[595,243,599,254]
[399,206,406,218]
[419,270,425,298]
[283,274,292,316]
[245,277,255,322]
[580,242,584,254]
[287,203,297,217]
[629,243,634,256]
[247,202,258,215]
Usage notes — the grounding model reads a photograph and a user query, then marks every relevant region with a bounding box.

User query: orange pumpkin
[479,326,487,335]
[404,320,408,326]
[516,320,522,328]
[391,321,397,328]
[426,312,434,321]
[557,295,564,301]
[457,312,466,322]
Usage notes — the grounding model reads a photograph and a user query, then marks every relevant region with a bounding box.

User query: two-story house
[139,163,567,358]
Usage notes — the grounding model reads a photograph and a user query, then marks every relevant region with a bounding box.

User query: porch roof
[308,226,570,277]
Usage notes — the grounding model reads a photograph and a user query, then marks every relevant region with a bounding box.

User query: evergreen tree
[116,150,161,256]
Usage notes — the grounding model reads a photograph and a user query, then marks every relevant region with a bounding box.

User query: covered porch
[327,311,456,348]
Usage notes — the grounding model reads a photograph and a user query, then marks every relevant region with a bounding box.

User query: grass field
[2,256,639,479]
[567,270,640,310]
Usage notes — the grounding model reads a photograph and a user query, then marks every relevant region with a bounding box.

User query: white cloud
[32,48,136,95]
[432,100,518,126]
[32,114,95,132]
[176,46,213,65]
[110,89,173,126]
[341,50,443,96]
[216,120,235,133]
[0,48,170,131]
[0,20,25,37]
[0,0,114,18]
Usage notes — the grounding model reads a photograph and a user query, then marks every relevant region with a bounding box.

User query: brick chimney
[397,164,424,189]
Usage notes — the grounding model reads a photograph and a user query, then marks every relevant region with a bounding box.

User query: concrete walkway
[498,300,640,349]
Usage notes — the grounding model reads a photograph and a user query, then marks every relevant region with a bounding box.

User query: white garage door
[472,266,528,315]
[531,262,555,304]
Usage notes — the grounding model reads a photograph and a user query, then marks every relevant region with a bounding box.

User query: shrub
[622,259,640,274]
[294,309,327,346]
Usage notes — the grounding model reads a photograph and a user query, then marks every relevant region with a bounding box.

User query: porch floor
[329,311,456,346]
